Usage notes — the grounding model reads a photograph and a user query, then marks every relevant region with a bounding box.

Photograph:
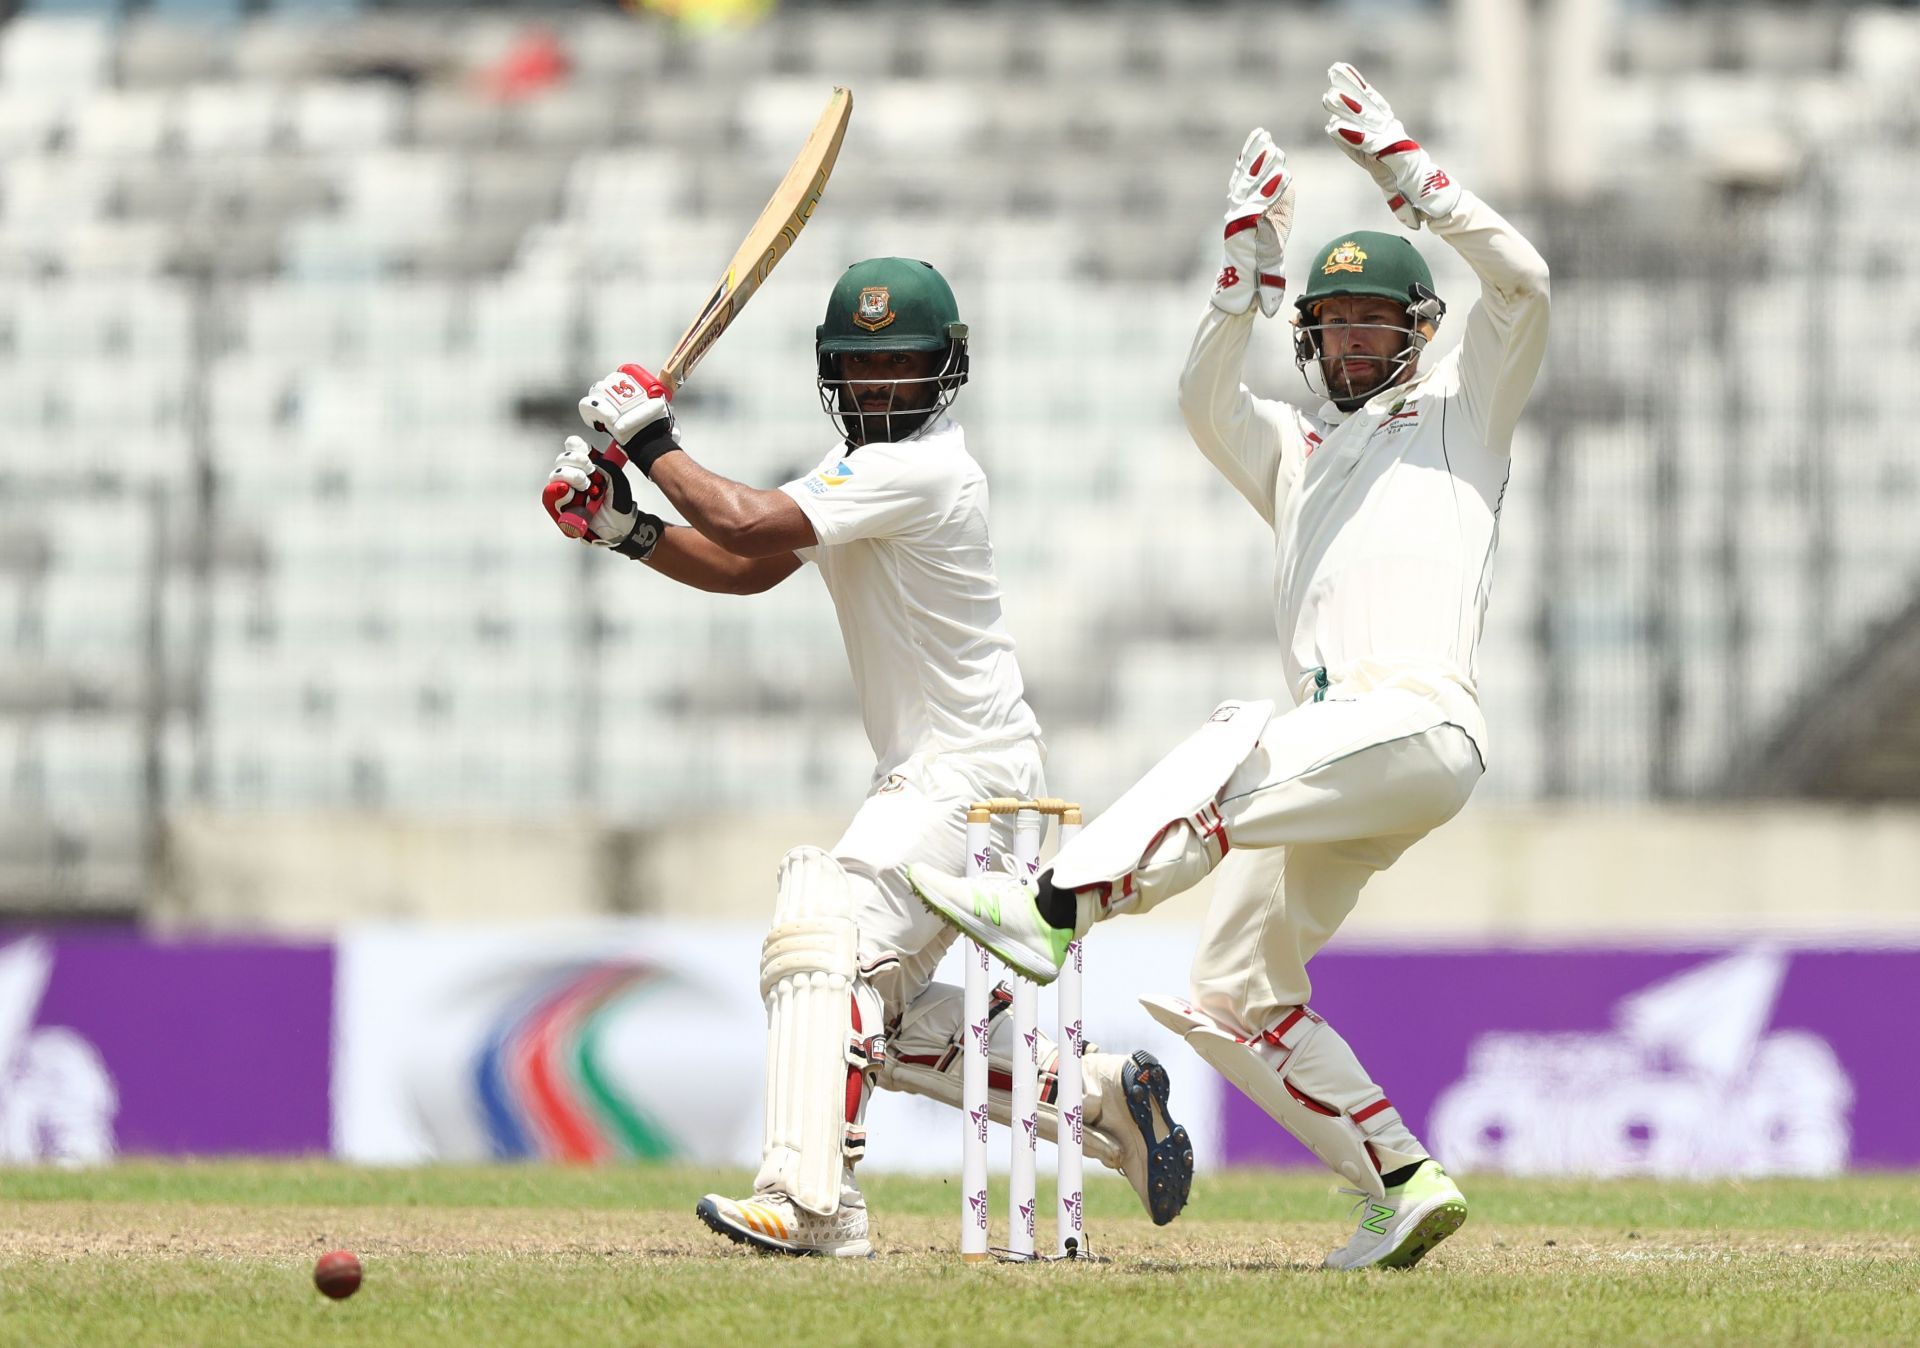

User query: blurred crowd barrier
[150,801,1920,939]
[2,1,1920,919]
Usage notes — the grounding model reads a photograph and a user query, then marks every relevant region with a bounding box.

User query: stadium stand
[2,1,1918,913]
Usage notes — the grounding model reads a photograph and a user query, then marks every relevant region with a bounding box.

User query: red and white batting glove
[1322,63,1461,230]
[578,362,682,477]
[542,435,662,555]
[1212,128,1295,318]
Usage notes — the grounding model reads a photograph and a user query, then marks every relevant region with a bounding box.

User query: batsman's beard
[818,362,963,445]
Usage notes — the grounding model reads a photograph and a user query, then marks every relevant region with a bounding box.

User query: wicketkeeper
[543,257,1195,1257]
[908,65,1550,1269]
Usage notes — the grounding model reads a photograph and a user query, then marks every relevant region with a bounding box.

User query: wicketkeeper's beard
[1322,352,1402,410]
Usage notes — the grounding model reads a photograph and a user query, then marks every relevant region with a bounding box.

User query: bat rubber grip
[544,478,593,540]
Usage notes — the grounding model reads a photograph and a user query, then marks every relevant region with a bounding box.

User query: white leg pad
[1143,993,1418,1200]
[1050,700,1273,891]
[755,846,859,1216]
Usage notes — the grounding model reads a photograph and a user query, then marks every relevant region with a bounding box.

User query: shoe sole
[906,869,1060,984]
[1377,1198,1468,1270]
[694,1198,873,1259]
[1122,1051,1195,1226]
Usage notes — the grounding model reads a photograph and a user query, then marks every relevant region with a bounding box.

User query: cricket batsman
[907,65,1550,1269]
[542,257,1195,1257]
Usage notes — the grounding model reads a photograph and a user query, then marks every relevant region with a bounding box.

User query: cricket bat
[659,85,853,393]
[548,86,853,540]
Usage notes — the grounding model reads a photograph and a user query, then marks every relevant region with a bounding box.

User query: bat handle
[544,441,629,541]
[544,478,593,539]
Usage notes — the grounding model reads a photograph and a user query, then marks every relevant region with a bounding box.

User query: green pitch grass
[3,1164,1916,1347]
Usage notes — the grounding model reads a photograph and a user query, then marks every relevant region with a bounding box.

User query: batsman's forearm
[639,524,800,595]
[648,452,814,557]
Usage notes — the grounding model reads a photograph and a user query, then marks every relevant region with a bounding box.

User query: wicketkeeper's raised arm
[1177,129,1311,526]
[1323,62,1550,451]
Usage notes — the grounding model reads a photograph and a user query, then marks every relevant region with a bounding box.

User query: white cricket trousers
[1121,684,1483,1039]
[831,738,1046,1021]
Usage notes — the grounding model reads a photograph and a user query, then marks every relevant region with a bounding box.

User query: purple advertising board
[1218,945,1917,1175]
[0,930,333,1160]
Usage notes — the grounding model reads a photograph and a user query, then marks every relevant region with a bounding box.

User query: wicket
[961,797,1084,1263]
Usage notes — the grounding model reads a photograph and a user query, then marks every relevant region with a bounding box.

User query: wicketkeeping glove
[1212,128,1296,318]
[1322,62,1461,230]
[578,362,682,478]
[543,435,664,556]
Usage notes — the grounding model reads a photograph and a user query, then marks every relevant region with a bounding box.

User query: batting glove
[1213,128,1296,318]
[543,435,664,556]
[578,362,682,477]
[1322,63,1461,230]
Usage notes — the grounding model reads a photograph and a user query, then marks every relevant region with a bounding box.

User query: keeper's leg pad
[1141,993,1424,1200]
[875,981,1122,1171]
[755,846,859,1216]
[1050,700,1273,896]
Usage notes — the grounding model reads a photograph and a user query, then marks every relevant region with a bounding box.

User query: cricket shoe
[1323,1160,1468,1270]
[1084,1050,1194,1225]
[695,1188,874,1259]
[904,861,1071,984]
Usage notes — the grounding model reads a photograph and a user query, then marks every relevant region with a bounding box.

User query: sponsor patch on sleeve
[806,461,855,493]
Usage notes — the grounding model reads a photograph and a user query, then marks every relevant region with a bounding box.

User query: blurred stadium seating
[2,0,1918,914]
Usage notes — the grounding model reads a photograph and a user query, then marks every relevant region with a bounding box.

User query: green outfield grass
[3,1163,1916,1347]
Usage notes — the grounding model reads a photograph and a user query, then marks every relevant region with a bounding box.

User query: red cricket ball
[313,1249,363,1300]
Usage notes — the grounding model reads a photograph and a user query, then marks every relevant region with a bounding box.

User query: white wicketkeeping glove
[1322,62,1461,230]
[1212,128,1296,318]
[543,435,662,555]
[578,362,681,475]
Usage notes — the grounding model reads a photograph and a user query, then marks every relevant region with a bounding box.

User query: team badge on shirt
[853,286,896,332]
[1323,241,1368,275]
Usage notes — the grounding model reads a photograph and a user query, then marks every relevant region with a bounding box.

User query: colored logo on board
[0,938,118,1165]
[466,960,694,1163]
[1430,949,1854,1177]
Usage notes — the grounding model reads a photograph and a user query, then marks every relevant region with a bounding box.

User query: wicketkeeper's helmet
[1292,230,1446,407]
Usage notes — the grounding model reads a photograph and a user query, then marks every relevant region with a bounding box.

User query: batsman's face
[1312,296,1416,401]
[839,349,942,412]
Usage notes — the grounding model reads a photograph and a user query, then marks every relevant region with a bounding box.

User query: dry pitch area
[2,1164,1916,1347]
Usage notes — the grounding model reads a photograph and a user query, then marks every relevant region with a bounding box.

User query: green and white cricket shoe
[1323,1160,1468,1270]
[904,863,1072,984]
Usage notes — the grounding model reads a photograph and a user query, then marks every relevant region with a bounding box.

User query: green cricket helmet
[1292,231,1446,409]
[815,257,969,444]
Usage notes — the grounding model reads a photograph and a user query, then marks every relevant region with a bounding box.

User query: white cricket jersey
[779,416,1042,778]
[1178,190,1550,755]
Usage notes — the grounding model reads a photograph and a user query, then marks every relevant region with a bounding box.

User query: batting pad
[755,846,859,1216]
